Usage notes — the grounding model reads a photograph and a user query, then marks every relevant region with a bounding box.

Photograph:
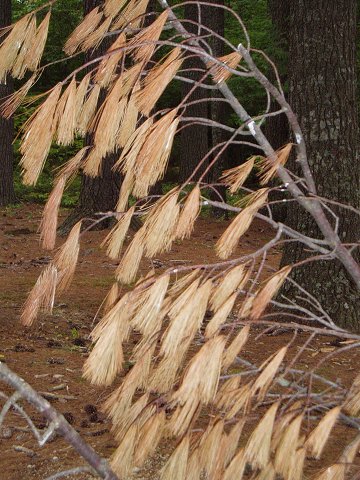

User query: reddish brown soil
[0,204,359,479]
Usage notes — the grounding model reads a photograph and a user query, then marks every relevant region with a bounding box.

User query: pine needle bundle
[112,392,149,441]
[77,84,101,136]
[56,146,89,181]
[81,15,113,53]
[175,185,201,240]
[250,265,292,320]
[208,51,242,83]
[160,435,189,480]
[104,0,128,18]
[251,346,288,401]
[111,0,149,30]
[220,156,257,193]
[253,463,276,480]
[11,15,36,79]
[20,83,62,185]
[0,14,33,81]
[186,450,202,480]
[222,420,245,467]
[167,269,201,298]
[101,206,135,259]
[244,402,279,470]
[110,423,138,478]
[223,448,246,480]
[64,7,103,55]
[274,414,303,479]
[25,11,51,72]
[172,335,226,406]
[94,32,126,88]
[103,282,119,314]
[222,324,250,370]
[131,274,170,337]
[258,143,293,185]
[116,170,135,212]
[116,228,146,284]
[305,407,340,459]
[205,292,238,338]
[198,420,224,477]
[55,78,77,146]
[127,10,168,63]
[143,189,180,257]
[134,410,166,466]
[133,109,179,198]
[343,373,360,415]
[215,376,241,410]
[53,221,82,293]
[0,73,38,119]
[39,176,66,251]
[91,292,133,341]
[216,188,269,259]
[225,383,252,419]
[74,73,91,119]
[160,278,210,358]
[20,265,58,326]
[135,46,183,116]
[116,94,139,148]
[210,264,248,311]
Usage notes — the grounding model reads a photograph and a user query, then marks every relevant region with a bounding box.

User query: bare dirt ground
[0,204,359,479]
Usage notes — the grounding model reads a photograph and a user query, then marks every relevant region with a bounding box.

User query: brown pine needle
[244,402,279,470]
[82,15,113,52]
[216,188,269,259]
[343,373,360,415]
[0,14,33,82]
[0,72,38,119]
[220,156,257,193]
[215,376,241,410]
[210,264,248,311]
[21,265,58,327]
[274,414,303,479]
[258,143,293,185]
[222,324,250,370]
[250,265,292,320]
[223,420,245,467]
[77,84,101,136]
[208,51,242,83]
[128,10,168,64]
[160,436,190,480]
[134,411,166,466]
[20,83,62,185]
[116,228,146,284]
[175,186,201,240]
[101,206,135,259]
[116,170,135,212]
[198,420,224,477]
[143,189,180,257]
[205,292,238,339]
[94,33,126,88]
[103,282,119,314]
[223,448,246,480]
[112,0,149,30]
[104,0,128,17]
[110,424,137,478]
[116,95,138,148]
[112,392,149,441]
[53,221,82,293]
[39,176,66,251]
[305,407,340,459]
[56,78,77,146]
[64,7,103,55]
[225,384,252,419]
[251,346,288,401]
[172,335,226,405]
[26,11,51,72]
[314,434,360,480]
[186,450,202,480]
[133,110,179,198]
[11,15,36,79]
[168,269,201,297]
[74,73,91,121]
[252,463,276,480]
[135,46,183,116]
[56,146,89,181]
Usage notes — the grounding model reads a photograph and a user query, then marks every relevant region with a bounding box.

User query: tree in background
[0,0,16,206]
[280,0,360,329]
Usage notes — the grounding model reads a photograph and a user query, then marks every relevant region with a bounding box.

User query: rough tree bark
[60,0,121,232]
[280,0,360,330]
[0,0,16,206]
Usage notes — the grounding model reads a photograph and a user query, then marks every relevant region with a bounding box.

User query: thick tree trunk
[0,0,16,206]
[60,0,121,232]
[280,0,360,330]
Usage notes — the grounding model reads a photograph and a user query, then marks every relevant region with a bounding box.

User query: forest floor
[0,204,359,480]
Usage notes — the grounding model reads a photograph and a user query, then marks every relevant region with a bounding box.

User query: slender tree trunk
[60,0,121,232]
[0,0,16,206]
[280,0,360,330]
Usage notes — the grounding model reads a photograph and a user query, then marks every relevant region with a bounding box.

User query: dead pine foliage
[2,2,360,480]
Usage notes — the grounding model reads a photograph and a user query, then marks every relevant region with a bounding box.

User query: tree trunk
[0,0,16,206]
[60,0,121,232]
[280,0,360,330]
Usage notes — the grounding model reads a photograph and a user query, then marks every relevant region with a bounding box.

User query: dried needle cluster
[1,1,359,479]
